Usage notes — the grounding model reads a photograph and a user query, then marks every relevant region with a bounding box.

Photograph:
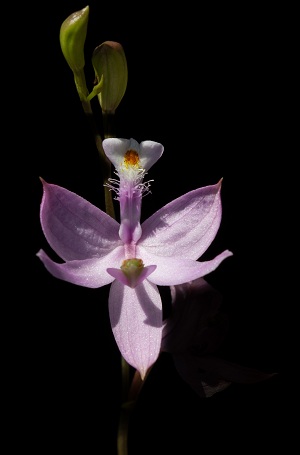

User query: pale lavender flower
[162,278,276,397]
[37,138,232,379]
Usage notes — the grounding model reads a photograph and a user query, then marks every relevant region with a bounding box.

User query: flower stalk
[117,366,152,454]
[59,5,115,218]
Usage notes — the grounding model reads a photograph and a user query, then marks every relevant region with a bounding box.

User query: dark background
[18,0,291,453]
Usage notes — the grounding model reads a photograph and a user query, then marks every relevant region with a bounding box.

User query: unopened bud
[92,41,128,113]
[59,5,89,73]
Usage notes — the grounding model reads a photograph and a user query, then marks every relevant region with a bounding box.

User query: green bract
[59,5,89,73]
[92,41,128,113]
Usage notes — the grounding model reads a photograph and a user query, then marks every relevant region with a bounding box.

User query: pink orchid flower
[37,138,233,379]
[162,278,276,397]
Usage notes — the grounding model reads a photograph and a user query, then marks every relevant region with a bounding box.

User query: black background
[17,1,291,453]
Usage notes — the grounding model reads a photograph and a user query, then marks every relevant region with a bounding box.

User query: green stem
[121,357,131,403]
[117,357,131,455]
[117,365,153,455]
[117,402,131,455]
[102,111,117,139]
[74,70,116,219]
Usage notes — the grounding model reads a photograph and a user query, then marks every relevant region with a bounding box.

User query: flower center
[107,258,156,288]
[121,258,144,277]
[120,258,146,288]
[123,149,140,168]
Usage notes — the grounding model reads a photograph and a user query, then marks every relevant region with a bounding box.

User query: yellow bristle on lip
[124,149,140,167]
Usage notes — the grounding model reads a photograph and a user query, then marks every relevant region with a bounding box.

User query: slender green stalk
[102,111,117,139]
[74,70,116,219]
[117,365,153,454]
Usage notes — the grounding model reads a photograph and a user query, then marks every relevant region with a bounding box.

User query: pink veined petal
[109,279,163,379]
[136,246,233,286]
[172,353,276,398]
[171,352,232,398]
[140,181,222,260]
[162,277,224,352]
[181,356,277,384]
[40,179,121,261]
[36,246,124,288]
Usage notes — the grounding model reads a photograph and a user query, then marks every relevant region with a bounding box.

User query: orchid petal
[140,181,223,260]
[108,279,162,379]
[36,246,124,288]
[102,137,164,171]
[162,278,226,352]
[172,352,232,397]
[40,179,121,261]
[182,356,277,384]
[172,353,276,398]
[137,246,233,285]
[161,278,276,398]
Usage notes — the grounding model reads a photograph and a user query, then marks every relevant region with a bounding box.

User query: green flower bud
[92,41,128,113]
[59,5,89,73]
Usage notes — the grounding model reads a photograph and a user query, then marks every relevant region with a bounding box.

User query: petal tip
[36,249,43,258]
[139,369,146,381]
[139,365,152,381]
[39,176,49,189]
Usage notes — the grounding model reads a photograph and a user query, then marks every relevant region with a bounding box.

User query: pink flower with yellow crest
[37,138,232,379]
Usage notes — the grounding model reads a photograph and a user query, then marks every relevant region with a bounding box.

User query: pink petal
[40,179,121,261]
[36,246,124,288]
[140,181,223,260]
[189,356,277,384]
[172,353,276,398]
[172,352,232,397]
[109,279,163,379]
[137,246,233,285]
[162,278,226,352]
